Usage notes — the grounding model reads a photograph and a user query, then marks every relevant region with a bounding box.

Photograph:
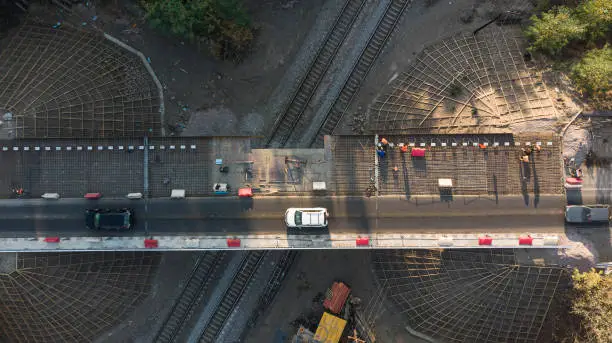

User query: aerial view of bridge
[0,1,610,343]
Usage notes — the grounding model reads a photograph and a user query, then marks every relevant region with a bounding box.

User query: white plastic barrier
[41,193,60,199]
[171,189,186,199]
[543,236,560,246]
[313,182,326,191]
[127,193,143,199]
[438,237,454,246]
[438,178,453,188]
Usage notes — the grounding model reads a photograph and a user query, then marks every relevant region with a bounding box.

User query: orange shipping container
[323,282,350,314]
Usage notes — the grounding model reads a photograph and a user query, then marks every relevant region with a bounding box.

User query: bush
[568,269,612,343]
[571,45,612,96]
[577,0,612,40]
[141,0,254,61]
[525,6,586,55]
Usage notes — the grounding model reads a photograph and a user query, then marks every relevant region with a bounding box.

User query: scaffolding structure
[372,249,565,343]
[0,20,162,139]
[0,252,161,342]
[370,26,557,134]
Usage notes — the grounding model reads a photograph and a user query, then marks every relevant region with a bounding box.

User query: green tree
[525,6,586,55]
[569,268,612,343]
[141,0,253,61]
[577,0,612,40]
[571,45,612,95]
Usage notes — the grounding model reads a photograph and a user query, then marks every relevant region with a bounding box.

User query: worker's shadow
[439,188,453,202]
[379,156,389,186]
[531,156,540,208]
[520,160,531,206]
[411,157,427,177]
[400,154,411,200]
[239,197,253,212]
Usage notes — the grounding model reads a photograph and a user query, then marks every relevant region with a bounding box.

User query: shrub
[525,6,586,55]
[577,0,612,40]
[141,0,254,61]
[568,269,612,343]
[571,45,612,96]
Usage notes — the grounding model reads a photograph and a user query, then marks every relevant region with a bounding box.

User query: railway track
[265,0,367,148]
[198,251,267,343]
[154,252,224,343]
[310,0,411,147]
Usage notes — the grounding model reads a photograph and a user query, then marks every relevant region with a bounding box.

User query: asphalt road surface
[0,195,567,237]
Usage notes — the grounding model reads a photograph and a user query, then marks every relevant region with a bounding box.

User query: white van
[565,205,610,224]
[285,208,329,228]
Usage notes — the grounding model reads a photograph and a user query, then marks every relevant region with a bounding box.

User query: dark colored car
[85,209,134,231]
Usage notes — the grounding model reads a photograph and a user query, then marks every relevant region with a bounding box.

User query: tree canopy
[141,0,253,61]
[571,45,612,96]
[568,268,612,343]
[577,0,612,40]
[525,6,586,55]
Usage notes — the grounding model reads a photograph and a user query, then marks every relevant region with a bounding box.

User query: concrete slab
[249,149,331,194]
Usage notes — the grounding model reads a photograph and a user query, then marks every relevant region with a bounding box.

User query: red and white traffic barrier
[0,233,566,251]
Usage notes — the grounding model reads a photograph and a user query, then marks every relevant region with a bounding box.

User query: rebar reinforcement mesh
[0,252,161,342]
[372,249,565,343]
[369,24,557,134]
[0,19,161,139]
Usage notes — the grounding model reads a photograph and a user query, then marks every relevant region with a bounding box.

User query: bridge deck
[0,134,561,198]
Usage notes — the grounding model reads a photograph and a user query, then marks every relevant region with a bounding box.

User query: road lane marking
[146,208,564,220]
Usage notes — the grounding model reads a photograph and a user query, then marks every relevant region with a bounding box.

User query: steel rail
[154,252,224,343]
[265,0,366,148]
[197,251,267,343]
[310,0,411,147]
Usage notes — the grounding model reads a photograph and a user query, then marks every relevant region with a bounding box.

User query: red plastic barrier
[519,235,533,245]
[565,177,583,184]
[356,236,370,246]
[144,239,158,248]
[227,238,241,247]
[238,187,253,197]
[411,148,425,157]
[478,236,493,245]
[84,193,102,199]
[44,237,60,243]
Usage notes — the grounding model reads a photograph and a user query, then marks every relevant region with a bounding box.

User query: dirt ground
[94,252,200,343]
[64,0,329,137]
[244,250,428,343]
[339,0,583,136]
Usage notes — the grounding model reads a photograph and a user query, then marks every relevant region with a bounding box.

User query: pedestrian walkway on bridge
[0,133,562,198]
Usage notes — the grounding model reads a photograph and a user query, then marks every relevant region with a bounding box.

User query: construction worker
[535,145,541,153]
[520,148,530,163]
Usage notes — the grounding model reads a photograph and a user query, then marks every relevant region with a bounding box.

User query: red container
[144,239,158,248]
[411,148,425,157]
[238,188,253,197]
[478,236,493,245]
[226,238,241,247]
[323,282,351,314]
[84,193,102,199]
[565,177,583,185]
[356,236,370,246]
[44,237,60,243]
[518,235,533,245]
